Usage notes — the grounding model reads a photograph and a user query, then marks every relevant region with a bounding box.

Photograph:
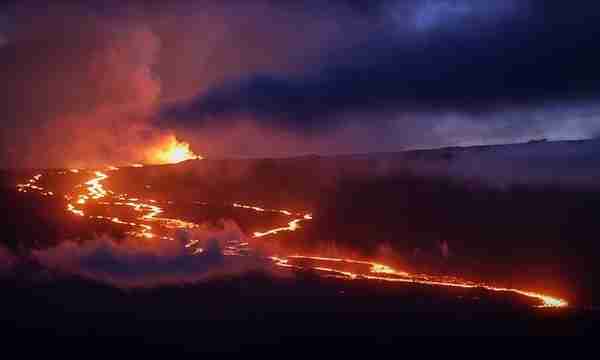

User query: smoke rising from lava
[0,1,369,168]
[0,7,165,168]
[32,221,271,288]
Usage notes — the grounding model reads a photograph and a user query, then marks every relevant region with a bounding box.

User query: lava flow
[16,168,568,308]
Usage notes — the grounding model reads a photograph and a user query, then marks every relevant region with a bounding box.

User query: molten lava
[16,169,568,308]
[148,135,202,164]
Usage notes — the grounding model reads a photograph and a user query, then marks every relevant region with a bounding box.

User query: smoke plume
[33,220,272,287]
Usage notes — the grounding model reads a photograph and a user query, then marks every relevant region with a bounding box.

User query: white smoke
[33,220,271,287]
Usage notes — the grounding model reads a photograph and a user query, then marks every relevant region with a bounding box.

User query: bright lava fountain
[148,136,202,164]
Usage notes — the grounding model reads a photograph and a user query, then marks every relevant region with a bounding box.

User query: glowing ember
[148,135,202,164]
[15,169,568,309]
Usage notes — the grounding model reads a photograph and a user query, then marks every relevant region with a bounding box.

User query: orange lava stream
[65,168,201,240]
[274,255,566,308]
[252,215,313,238]
[16,169,567,308]
[233,203,293,216]
[232,202,566,308]
[232,202,312,237]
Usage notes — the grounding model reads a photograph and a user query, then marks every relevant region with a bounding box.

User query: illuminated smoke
[0,1,371,168]
[0,6,205,168]
[1,17,162,168]
[33,229,268,288]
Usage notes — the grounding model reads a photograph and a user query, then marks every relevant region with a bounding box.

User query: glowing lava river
[16,167,567,308]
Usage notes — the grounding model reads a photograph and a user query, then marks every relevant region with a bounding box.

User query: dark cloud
[166,1,600,131]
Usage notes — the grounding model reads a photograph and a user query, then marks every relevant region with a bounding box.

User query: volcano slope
[1,139,599,345]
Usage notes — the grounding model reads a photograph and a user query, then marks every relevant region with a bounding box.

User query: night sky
[1,1,600,167]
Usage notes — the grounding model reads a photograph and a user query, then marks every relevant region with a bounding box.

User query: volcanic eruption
[146,135,202,164]
[7,2,600,343]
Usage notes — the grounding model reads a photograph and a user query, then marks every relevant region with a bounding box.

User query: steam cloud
[33,220,271,287]
[0,6,164,168]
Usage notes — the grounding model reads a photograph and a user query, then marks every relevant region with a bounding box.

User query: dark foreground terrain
[0,270,597,352]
